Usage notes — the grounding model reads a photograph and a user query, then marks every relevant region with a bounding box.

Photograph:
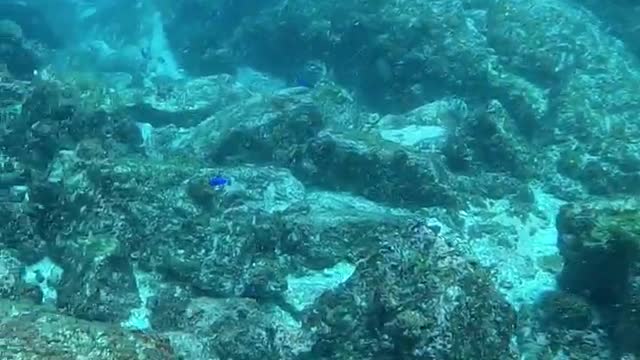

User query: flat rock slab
[0,300,175,360]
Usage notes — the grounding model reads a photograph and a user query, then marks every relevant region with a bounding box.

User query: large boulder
[556,199,640,356]
[304,225,518,359]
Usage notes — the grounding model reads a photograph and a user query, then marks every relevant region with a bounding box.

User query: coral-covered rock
[0,201,46,263]
[56,253,142,323]
[305,225,518,359]
[0,299,175,359]
[159,0,269,76]
[305,131,459,208]
[158,86,461,209]
[0,249,24,299]
[537,290,594,330]
[0,19,37,78]
[124,74,253,127]
[556,199,640,357]
[614,274,640,356]
[447,99,534,179]
[230,0,495,113]
[556,200,640,305]
[166,297,314,360]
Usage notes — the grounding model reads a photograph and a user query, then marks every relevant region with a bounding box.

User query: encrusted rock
[0,299,175,359]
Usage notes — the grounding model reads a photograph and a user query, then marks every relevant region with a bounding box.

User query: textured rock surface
[0,72,519,355]
[124,74,253,127]
[0,299,175,359]
[304,226,518,359]
[1,0,640,358]
[556,199,640,357]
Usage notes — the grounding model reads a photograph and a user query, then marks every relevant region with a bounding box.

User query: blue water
[0,0,639,359]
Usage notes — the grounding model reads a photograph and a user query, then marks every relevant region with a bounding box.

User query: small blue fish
[294,76,312,88]
[209,176,231,189]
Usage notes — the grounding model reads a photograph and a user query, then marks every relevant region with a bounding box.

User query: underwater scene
[1,0,640,359]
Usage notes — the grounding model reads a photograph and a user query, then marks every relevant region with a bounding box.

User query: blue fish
[209,176,231,189]
[294,76,311,88]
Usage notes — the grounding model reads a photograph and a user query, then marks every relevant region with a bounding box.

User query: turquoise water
[0,0,639,359]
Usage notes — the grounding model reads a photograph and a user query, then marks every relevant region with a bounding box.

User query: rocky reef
[555,199,640,357]
[1,0,639,359]
[0,71,517,358]
[0,299,174,359]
